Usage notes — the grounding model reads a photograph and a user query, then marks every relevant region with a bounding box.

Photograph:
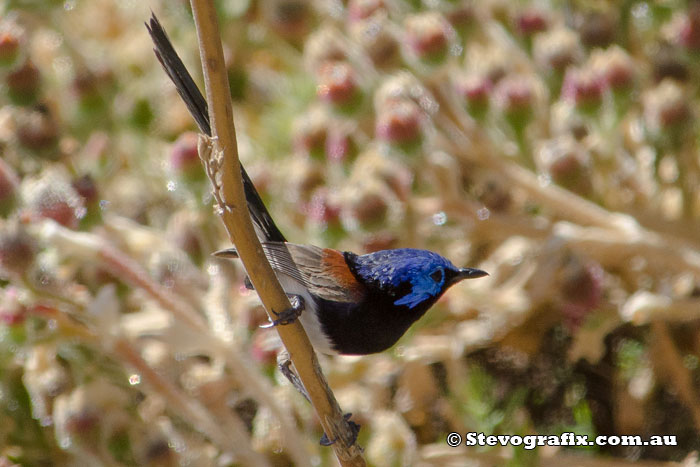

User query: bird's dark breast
[315,294,431,355]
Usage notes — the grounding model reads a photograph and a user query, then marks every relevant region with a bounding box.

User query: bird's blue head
[348,248,488,309]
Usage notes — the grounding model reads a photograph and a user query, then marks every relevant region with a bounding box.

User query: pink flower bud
[350,16,401,69]
[325,129,358,163]
[293,108,330,159]
[347,0,385,22]
[476,179,512,212]
[170,132,204,182]
[652,48,688,83]
[644,80,692,137]
[548,150,592,196]
[0,222,36,276]
[250,328,280,365]
[6,59,40,104]
[16,106,58,153]
[291,160,325,202]
[0,298,25,326]
[265,0,310,40]
[455,74,492,118]
[534,27,583,73]
[678,5,700,51]
[0,30,20,67]
[72,174,101,228]
[141,439,175,465]
[404,13,451,64]
[560,260,604,330]
[515,9,548,36]
[494,75,535,128]
[71,175,99,206]
[446,5,476,36]
[304,28,349,73]
[24,176,84,229]
[316,61,362,111]
[561,67,603,112]
[305,187,341,225]
[539,137,592,195]
[349,190,389,230]
[375,100,423,148]
[72,66,114,112]
[591,46,635,92]
[578,11,615,48]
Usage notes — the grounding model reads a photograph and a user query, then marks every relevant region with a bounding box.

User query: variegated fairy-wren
[146,15,488,357]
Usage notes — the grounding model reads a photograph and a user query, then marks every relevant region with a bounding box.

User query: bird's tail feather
[146,14,287,243]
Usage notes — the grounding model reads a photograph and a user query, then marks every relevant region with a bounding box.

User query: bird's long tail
[146,14,287,243]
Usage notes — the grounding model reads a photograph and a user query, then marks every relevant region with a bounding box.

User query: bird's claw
[261,295,305,328]
[278,354,361,447]
[319,413,361,447]
[277,354,310,402]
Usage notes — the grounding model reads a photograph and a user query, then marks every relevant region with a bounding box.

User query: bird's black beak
[445,267,488,287]
[457,268,489,280]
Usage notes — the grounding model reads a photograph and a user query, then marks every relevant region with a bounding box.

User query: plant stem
[187,1,366,464]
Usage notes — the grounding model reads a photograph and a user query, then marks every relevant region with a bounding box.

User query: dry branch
[187,1,366,464]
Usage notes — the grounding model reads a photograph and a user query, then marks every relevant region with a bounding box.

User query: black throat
[316,252,436,355]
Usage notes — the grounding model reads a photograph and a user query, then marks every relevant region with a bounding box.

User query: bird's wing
[256,243,365,303]
[213,243,365,303]
[285,243,366,303]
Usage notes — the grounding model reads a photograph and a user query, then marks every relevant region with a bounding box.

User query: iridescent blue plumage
[350,249,458,309]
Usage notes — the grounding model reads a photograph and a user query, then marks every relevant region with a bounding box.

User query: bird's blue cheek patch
[393,274,443,309]
[394,292,431,308]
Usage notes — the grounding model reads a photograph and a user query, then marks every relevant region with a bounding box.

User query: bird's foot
[319,413,361,447]
[277,353,310,402]
[278,353,361,447]
[261,295,305,328]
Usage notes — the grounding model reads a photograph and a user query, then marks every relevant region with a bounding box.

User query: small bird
[146,16,488,357]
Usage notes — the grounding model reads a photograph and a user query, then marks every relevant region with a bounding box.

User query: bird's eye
[430,269,444,283]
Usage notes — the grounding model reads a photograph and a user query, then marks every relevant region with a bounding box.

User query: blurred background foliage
[1,0,700,465]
